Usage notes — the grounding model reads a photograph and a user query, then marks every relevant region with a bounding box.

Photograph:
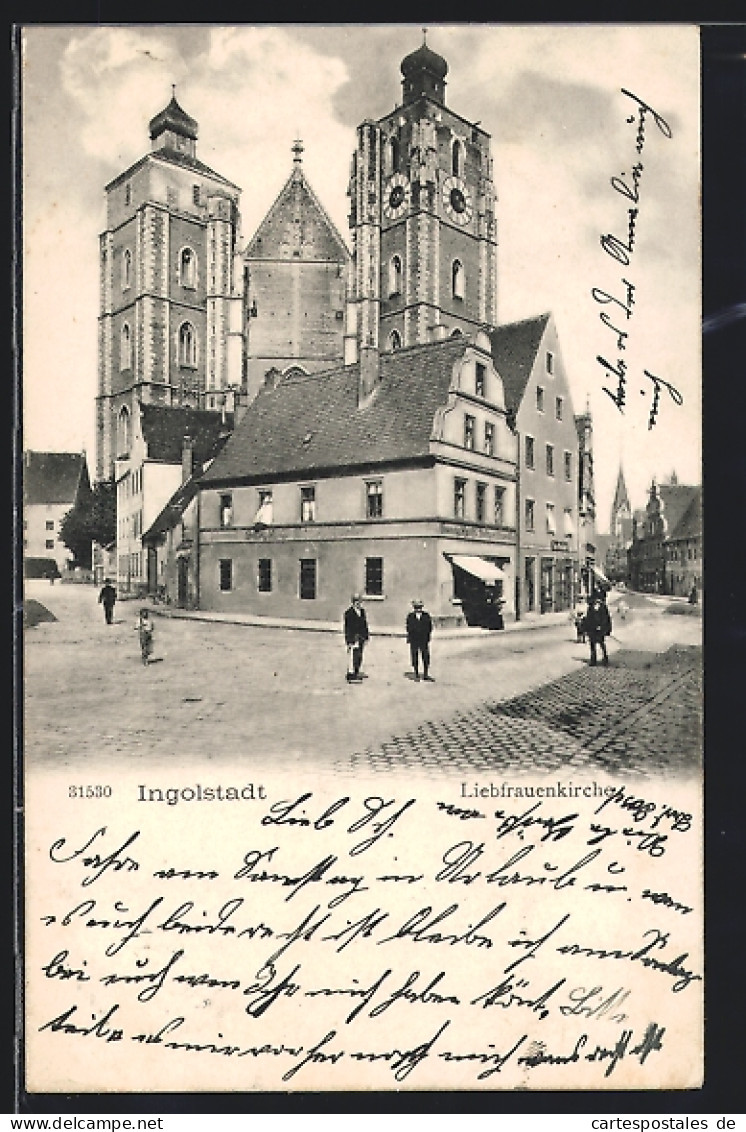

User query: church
[105,36,592,624]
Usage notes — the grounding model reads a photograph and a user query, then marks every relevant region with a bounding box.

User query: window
[546,350,554,375]
[122,249,132,289]
[258,559,272,593]
[219,493,233,528]
[452,259,465,301]
[45,539,54,550]
[45,520,54,531]
[475,362,486,398]
[525,498,535,531]
[117,406,131,457]
[193,184,202,206]
[365,556,383,597]
[255,489,273,525]
[536,386,545,412]
[494,486,505,526]
[452,138,464,177]
[219,559,233,592]
[454,478,467,519]
[178,322,197,367]
[120,323,132,370]
[563,508,575,537]
[476,482,487,523]
[389,329,402,352]
[180,247,196,288]
[525,435,535,469]
[388,135,400,175]
[300,485,316,522]
[546,503,556,534]
[366,480,383,519]
[464,414,476,449]
[299,558,317,600]
[564,451,572,482]
[389,255,402,297]
[546,444,555,477]
[484,421,495,456]
[555,396,563,421]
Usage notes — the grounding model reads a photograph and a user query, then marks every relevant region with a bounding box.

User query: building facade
[243,142,350,404]
[198,332,518,627]
[23,451,91,575]
[629,477,702,596]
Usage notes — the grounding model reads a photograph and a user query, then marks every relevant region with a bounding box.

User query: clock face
[442,175,474,226]
[383,173,409,221]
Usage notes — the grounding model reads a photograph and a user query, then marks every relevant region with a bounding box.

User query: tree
[59,479,116,569]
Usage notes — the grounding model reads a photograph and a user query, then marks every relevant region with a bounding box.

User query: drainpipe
[514,432,521,622]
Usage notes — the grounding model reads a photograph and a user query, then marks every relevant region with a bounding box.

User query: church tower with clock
[347,35,498,370]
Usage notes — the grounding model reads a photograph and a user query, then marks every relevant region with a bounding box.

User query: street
[22,581,702,779]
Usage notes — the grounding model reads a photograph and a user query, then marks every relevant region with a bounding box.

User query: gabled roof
[142,474,200,542]
[666,485,702,541]
[24,452,88,506]
[105,149,240,193]
[489,313,551,415]
[244,165,349,263]
[139,404,233,466]
[201,336,470,485]
[659,483,700,540]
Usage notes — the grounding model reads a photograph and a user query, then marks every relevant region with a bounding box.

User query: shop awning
[591,565,611,586]
[448,555,506,582]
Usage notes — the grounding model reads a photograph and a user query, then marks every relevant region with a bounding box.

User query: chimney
[358,345,380,405]
[181,433,194,484]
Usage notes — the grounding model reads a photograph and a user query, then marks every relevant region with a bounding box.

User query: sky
[20,23,702,530]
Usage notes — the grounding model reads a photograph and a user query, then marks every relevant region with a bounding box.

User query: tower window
[452,138,464,178]
[387,136,400,175]
[389,329,402,352]
[122,249,132,290]
[120,323,132,371]
[180,247,197,288]
[389,255,402,297]
[117,406,131,458]
[452,260,465,301]
[178,322,197,367]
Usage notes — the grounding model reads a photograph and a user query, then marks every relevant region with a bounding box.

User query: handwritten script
[593,89,683,429]
[26,776,702,1092]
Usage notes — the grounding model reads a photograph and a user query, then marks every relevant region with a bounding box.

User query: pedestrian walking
[343,594,369,683]
[586,592,612,666]
[98,578,117,625]
[406,599,433,681]
[572,598,588,643]
[688,583,698,605]
[135,607,155,665]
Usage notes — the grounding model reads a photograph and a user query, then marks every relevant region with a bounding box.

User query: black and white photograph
[20,23,703,1097]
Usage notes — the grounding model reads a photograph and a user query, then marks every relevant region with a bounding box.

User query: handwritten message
[593,89,684,429]
[25,772,702,1092]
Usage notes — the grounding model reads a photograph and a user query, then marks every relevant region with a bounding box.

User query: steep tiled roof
[245,167,350,262]
[24,452,88,506]
[201,336,469,485]
[489,313,551,415]
[659,484,700,540]
[139,404,233,466]
[667,486,702,541]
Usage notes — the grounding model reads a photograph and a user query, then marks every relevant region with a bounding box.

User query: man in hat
[343,594,369,682]
[406,599,434,681]
[98,578,117,625]
[586,590,612,666]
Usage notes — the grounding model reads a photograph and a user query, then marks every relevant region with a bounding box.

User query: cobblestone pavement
[22,582,702,780]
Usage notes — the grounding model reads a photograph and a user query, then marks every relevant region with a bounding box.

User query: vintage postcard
[21,24,702,1095]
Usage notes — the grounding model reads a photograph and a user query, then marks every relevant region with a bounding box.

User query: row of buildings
[27,38,699,624]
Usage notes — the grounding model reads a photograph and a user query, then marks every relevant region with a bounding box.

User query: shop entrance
[448,554,507,629]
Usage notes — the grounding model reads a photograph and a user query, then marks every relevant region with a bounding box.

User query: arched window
[120,322,132,370]
[178,322,197,367]
[122,249,132,290]
[452,259,465,300]
[388,136,400,175]
[117,406,131,457]
[389,330,402,352]
[452,139,464,177]
[180,247,196,288]
[389,254,403,297]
